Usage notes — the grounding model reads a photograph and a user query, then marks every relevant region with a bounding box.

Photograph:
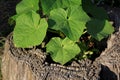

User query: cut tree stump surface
[96,31,120,80]
[1,33,101,80]
[2,31,120,80]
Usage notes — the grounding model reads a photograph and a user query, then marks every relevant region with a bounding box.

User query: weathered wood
[1,34,101,80]
[2,31,120,80]
[96,31,120,80]
[2,36,37,80]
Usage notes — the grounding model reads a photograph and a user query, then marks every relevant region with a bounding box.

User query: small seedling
[11,0,114,65]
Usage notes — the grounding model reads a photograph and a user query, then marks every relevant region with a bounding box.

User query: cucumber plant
[11,0,114,65]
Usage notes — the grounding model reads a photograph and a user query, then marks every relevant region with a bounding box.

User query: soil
[0,0,21,54]
[0,0,21,36]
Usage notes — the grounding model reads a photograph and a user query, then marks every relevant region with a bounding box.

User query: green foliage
[13,11,48,48]
[46,37,80,65]
[12,0,114,65]
[82,0,109,20]
[11,0,39,20]
[86,19,114,41]
[41,0,82,14]
[49,7,90,41]
[16,0,39,14]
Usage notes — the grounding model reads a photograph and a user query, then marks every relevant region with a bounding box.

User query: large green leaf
[16,0,39,14]
[82,0,108,20]
[41,0,82,14]
[86,19,114,41]
[12,0,39,20]
[49,7,90,41]
[13,11,48,48]
[46,37,80,65]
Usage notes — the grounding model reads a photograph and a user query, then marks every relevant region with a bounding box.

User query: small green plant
[11,0,114,65]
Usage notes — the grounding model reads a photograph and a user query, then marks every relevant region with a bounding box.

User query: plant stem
[47,28,65,38]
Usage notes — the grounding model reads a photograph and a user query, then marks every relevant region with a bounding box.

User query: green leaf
[86,19,114,41]
[46,37,80,65]
[49,7,90,41]
[63,0,82,7]
[16,0,39,14]
[41,0,82,14]
[13,11,48,48]
[11,14,21,21]
[12,0,39,20]
[82,0,108,20]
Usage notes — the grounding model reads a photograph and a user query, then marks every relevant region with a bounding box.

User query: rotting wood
[2,31,120,80]
[1,33,101,80]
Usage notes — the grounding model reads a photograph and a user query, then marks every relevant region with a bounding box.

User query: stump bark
[2,31,120,80]
[2,34,37,80]
[96,31,120,80]
[1,34,102,80]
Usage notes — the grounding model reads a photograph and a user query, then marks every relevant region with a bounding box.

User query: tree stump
[96,31,120,80]
[2,31,120,80]
[2,32,120,80]
[1,33,102,80]
[1,1,120,80]
[2,34,37,80]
